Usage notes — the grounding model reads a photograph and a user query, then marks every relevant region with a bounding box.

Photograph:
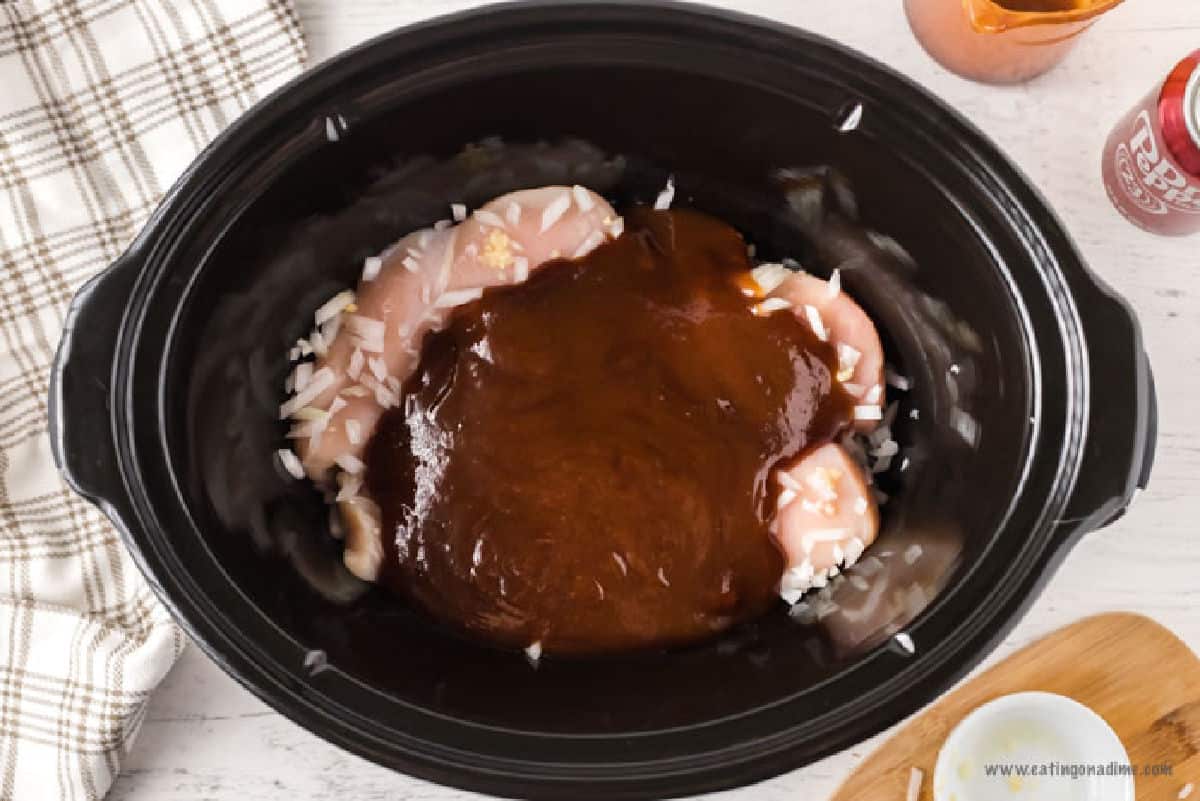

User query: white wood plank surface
[110,1,1200,799]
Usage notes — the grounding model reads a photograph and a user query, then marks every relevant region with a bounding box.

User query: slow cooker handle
[1060,289,1157,532]
[49,252,139,511]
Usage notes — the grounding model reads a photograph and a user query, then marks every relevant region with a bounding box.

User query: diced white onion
[572,230,605,259]
[310,330,328,357]
[755,297,792,316]
[777,471,803,493]
[335,453,365,475]
[803,528,850,545]
[871,439,900,458]
[351,336,383,354]
[844,536,866,566]
[293,362,313,393]
[346,315,385,353]
[474,210,506,229]
[804,304,827,341]
[779,560,815,604]
[286,422,314,439]
[827,268,841,298]
[434,287,483,309]
[276,448,305,480]
[336,473,362,501]
[750,263,790,295]
[653,177,675,210]
[853,404,882,421]
[513,257,529,282]
[347,348,364,380]
[321,314,342,344]
[886,368,912,391]
[572,184,595,212]
[315,290,355,326]
[540,191,572,233]
[837,343,861,381]
[345,314,384,340]
[359,374,399,408]
[951,408,980,446]
[361,256,383,282]
[279,367,335,419]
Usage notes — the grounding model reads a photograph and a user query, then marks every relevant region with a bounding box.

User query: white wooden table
[110,1,1200,798]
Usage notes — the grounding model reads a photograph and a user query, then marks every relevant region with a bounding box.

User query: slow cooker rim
[123,0,1087,750]
[95,0,1101,795]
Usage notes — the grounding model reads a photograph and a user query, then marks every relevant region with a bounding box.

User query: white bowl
[933,692,1134,801]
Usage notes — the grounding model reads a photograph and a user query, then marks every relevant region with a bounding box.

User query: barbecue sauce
[364,208,856,654]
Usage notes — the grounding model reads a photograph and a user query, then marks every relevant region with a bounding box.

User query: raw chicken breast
[774,442,880,603]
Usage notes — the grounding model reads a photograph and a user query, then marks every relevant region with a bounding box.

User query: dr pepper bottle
[1102,49,1200,236]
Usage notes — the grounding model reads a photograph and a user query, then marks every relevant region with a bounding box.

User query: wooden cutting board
[830,613,1200,801]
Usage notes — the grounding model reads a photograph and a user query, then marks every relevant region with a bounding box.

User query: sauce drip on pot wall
[365,208,856,654]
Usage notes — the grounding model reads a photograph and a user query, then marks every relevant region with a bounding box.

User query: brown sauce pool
[365,208,856,654]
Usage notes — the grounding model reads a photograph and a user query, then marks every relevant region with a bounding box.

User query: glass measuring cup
[905,0,1125,84]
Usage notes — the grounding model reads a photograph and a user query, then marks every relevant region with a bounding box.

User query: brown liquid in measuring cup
[364,208,856,654]
[992,0,1081,10]
[904,0,1123,84]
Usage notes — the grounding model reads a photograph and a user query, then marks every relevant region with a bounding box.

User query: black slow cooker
[49,3,1155,798]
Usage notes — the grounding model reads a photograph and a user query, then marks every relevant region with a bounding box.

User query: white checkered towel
[0,2,305,797]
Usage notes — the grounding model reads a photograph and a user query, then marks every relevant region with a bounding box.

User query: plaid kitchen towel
[0,1,305,797]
